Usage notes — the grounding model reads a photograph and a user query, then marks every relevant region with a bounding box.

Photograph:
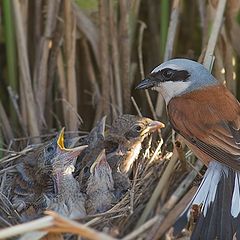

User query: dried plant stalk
[203,0,227,69]
[72,2,100,66]
[12,0,40,141]
[57,51,68,125]
[34,0,60,128]
[81,39,102,126]
[109,0,123,114]
[136,148,179,228]
[119,0,131,113]
[0,102,14,143]
[155,0,181,117]
[99,0,110,116]
[64,0,78,131]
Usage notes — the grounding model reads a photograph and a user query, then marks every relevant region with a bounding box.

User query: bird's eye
[162,68,174,80]
[84,166,90,174]
[134,125,143,132]
[47,146,55,153]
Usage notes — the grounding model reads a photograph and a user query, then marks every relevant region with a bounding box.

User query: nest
[0,124,203,240]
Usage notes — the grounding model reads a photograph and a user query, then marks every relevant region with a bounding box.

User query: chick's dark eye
[47,146,55,153]
[84,166,90,174]
[162,69,174,80]
[135,125,143,132]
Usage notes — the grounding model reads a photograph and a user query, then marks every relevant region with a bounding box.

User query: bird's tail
[173,161,240,240]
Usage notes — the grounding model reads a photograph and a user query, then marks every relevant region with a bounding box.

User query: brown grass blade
[155,0,182,117]
[136,148,179,228]
[109,0,123,114]
[99,0,110,116]
[57,51,68,125]
[203,0,227,70]
[64,0,79,131]
[72,1,100,66]
[153,186,197,239]
[119,0,131,113]
[0,101,14,145]
[12,0,40,141]
[34,1,60,128]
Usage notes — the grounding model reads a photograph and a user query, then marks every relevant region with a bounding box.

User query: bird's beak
[135,78,155,90]
[57,128,88,157]
[90,149,107,173]
[140,121,165,137]
[148,121,165,130]
[146,121,165,134]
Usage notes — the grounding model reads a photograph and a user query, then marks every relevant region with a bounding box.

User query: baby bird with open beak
[11,129,87,220]
[46,129,87,219]
[86,149,115,214]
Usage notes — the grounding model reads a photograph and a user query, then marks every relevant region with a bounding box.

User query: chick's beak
[140,120,165,137]
[90,149,107,173]
[68,145,88,158]
[147,121,165,132]
[135,78,155,90]
[57,128,88,158]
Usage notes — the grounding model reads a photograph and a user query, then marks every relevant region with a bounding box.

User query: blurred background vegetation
[0,0,240,148]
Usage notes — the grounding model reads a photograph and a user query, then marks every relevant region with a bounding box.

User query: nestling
[75,116,106,193]
[105,114,164,199]
[86,149,115,214]
[46,129,87,219]
[11,129,87,220]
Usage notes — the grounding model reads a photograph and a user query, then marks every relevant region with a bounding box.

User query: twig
[55,99,83,125]
[7,86,28,136]
[186,158,204,178]
[0,211,118,240]
[83,207,129,222]
[138,21,146,79]
[148,139,164,165]
[163,0,181,61]
[0,101,14,144]
[57,50,68,125]
[99,0,110,115]
[109,0,122,114]
[82,39,101,102]
[152,186,197,239]
[131,97,142,117]
[81,38,102,126]
[45,211,117,240]
[203,0,227,70]
[122,216,158,240]
[0,216,53,239]
[12,0,40,141]
[119,0,131,113]
[64,0,78,131]
[136,148,179,228]
[72,1,100,66]
[148,160,203,239]
[137,20,157,120]
[34,0,59,128]
[130,163,141,214]
[155,0,181,117]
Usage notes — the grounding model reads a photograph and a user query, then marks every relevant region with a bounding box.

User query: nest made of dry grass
[0,128,204,240]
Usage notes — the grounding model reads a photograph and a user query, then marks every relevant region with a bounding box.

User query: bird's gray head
[136,58,219,103]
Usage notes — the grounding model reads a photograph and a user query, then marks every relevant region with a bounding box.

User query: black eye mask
[149,68,190,82]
